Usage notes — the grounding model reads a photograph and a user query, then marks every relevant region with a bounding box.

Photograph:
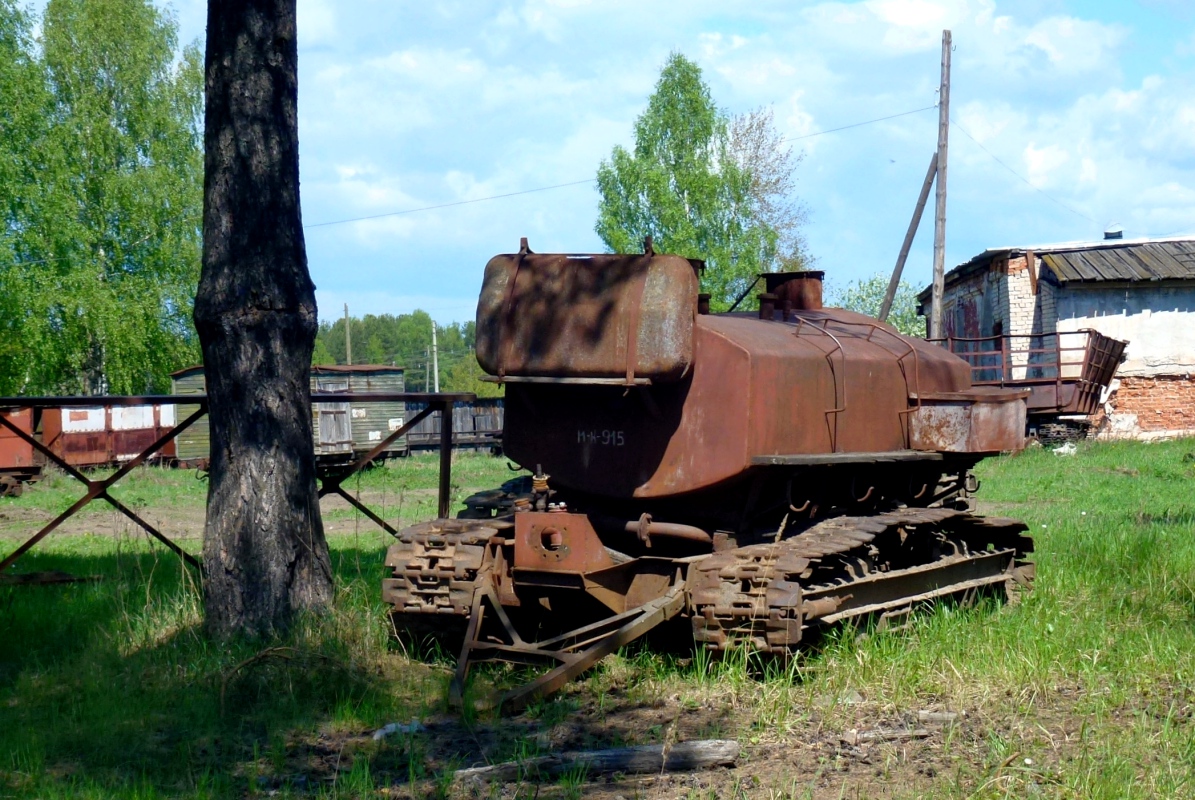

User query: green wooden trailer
[170,365,408,466]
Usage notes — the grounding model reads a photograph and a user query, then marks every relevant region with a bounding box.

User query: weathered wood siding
[172,365,407,463]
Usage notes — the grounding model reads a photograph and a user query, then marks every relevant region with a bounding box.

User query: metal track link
[689,508,1033,654]
[382,519,501,633]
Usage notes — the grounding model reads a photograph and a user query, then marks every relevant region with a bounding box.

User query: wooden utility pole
[344,303,352,365]
[929,29,951,339]
[879,150,938,323]
[431,318,440,393]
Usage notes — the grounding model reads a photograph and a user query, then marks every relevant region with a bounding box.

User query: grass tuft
[4,444,1195,797]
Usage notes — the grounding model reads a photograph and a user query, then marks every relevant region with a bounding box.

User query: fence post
[999,334,1008,385]
[438,400,454,518]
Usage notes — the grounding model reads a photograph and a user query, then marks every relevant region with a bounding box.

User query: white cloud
[865,0,955,52]
[134,0,1195,318]
[1022,16,1127,75]
[298,0,337,48]
[1023,142,1069,188]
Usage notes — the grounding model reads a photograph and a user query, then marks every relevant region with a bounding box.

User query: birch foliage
[595,53,809,309]
[0,0,201,395]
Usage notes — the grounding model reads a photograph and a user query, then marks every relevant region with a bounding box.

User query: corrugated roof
[1043,240,1195,283]
[918,237,1195,303]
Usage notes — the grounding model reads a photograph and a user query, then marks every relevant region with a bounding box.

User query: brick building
[918,236,1195,439]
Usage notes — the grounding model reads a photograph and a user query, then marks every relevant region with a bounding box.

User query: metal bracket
[450,572,685,713]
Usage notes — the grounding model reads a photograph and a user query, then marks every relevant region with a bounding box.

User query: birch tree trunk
[194,0,332,638]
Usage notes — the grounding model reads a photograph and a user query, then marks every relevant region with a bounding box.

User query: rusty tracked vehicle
[385,240,1034,711]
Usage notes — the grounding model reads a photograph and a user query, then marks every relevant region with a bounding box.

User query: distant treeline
[314,311,500,397]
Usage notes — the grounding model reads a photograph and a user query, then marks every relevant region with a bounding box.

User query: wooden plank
[1049,252,1092,282]
[1115,247,1156,280]
[1084,249,1128,281]
[454,740,740,784]
[751,450,944,466]
[1126,245,1166,279]
[1069,252,1103,281]
[1102,248,1148,281]
[1142,244,1189,279]
[1041,254,1075,283]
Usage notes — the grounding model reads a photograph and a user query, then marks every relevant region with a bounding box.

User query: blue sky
[156,0,1195,323]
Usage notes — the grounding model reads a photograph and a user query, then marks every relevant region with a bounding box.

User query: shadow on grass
[0,543,690,798]
[0,533,1033,799]
[0,544,453,797]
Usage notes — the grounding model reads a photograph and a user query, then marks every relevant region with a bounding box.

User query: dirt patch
[232,671,1162,800]
[0,502,207,542]
[0,486,494,543]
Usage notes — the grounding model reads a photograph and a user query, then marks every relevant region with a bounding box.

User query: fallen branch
[454,739,740,784]
[841,728,930,745]
[0,571,101,585]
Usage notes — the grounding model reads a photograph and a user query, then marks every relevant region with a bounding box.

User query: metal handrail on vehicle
[792,317,927,449]
[927,329,1126,415]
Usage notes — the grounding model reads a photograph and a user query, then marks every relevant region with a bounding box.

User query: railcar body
[0,403,178,496]
[0,409,37,497]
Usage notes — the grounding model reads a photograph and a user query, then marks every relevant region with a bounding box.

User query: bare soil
[268,672,1156,799]
[0,486,457,542]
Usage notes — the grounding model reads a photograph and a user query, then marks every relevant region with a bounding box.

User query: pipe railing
[0,391,474,575]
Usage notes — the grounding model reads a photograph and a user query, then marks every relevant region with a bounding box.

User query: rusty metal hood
[476,251,698,384]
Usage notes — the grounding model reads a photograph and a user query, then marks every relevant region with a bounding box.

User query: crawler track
[382,518,499,642]
[690,508,1034,653]
[383,509,1033,703]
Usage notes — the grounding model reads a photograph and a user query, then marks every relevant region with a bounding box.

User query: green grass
[0,453,513,799]
[0,451,514,536]
[3,442,1195,798]
[568,439,1195,798]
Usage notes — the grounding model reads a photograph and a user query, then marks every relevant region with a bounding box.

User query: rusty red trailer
[0,409,37,497]
[0,403,179,496]
[40,404,178,468]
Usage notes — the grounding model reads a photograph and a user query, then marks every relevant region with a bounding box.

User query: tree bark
[195,0,332,638]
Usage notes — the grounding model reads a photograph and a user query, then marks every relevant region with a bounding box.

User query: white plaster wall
[1055,285,1195,376]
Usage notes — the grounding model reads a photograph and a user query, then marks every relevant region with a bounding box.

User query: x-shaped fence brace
[313,393,469,535]
[0,392,474,576]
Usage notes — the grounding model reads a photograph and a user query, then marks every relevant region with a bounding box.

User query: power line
[950,117,1097,225]
[783,105,937,143]
[302,105,940,230]
[5,104,942,255]
[303,179,596,229]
